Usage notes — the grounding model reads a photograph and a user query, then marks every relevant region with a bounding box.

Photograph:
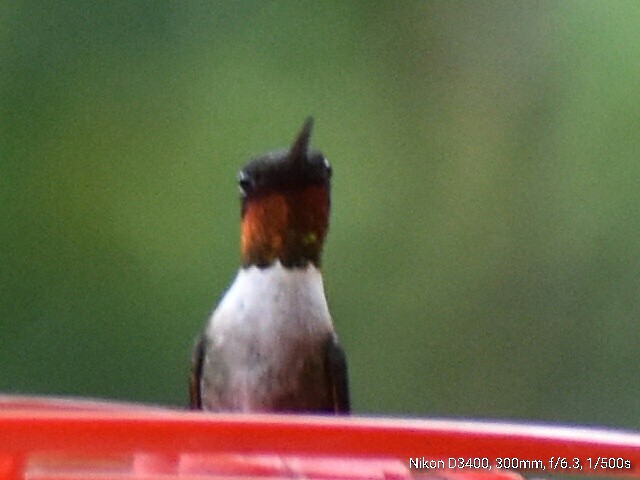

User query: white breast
[203,262,334,410]
[206,262,334,367]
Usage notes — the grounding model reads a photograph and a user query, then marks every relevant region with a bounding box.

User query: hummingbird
[190,118,350,414]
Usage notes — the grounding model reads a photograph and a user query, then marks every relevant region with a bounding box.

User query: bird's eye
[237,171,254,194]
[323,158,332,177]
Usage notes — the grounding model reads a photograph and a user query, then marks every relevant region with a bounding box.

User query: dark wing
[189,335,205,410]
[324,332,351,414]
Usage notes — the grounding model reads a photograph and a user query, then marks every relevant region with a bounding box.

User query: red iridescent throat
[240,184,330,268]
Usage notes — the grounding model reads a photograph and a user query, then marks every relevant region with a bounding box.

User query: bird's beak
[289,117,314,166]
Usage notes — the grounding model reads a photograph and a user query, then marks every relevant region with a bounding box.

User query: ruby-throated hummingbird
[190,118,350,414]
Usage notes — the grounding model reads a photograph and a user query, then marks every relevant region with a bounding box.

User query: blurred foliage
[2,1,640,428]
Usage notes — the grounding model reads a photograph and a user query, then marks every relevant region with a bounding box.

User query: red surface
[0,395,639,479]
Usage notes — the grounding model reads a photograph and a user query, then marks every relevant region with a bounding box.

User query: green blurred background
[2,1,640,428]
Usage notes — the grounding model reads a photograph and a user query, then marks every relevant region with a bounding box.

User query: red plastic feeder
[0,395,639,479]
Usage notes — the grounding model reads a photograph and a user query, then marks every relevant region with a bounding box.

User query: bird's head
[238,118,332,269]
